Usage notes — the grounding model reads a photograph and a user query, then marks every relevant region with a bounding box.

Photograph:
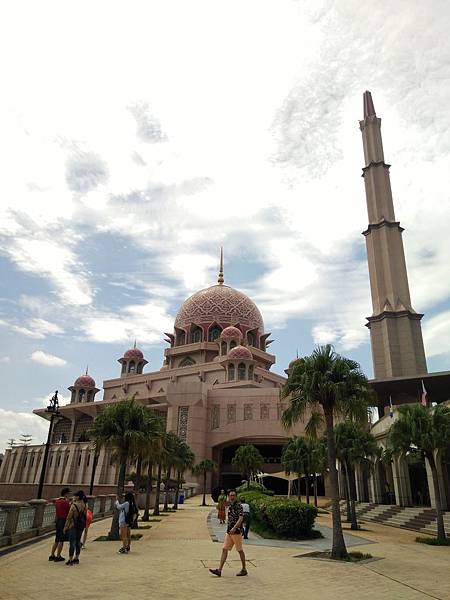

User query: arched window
[249,365,254,380]
[221,342,227,355]
[78,389,85,403]
[176,331,186,346]
[136,362,143,374]
[247,332,255,347]
[228,363,235,381]
[191,326,203,343]
[230,340,237,349]
[121,362,126,375]
[238,363,246,380]
[208,326,222,342]
[179,356,195,367]
[129,361,136,374]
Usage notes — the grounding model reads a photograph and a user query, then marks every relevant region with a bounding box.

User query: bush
[236,481,274,495]
[238,491,318,539]
[416,536,450,546]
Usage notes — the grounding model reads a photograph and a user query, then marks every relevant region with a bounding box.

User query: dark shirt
[227,501,243,534]
[55,497,70,519]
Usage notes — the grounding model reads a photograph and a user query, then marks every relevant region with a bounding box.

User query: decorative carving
[211,404,220,430]
[175,285,264,331]
[177,406,189,440]
[227,404,236,424]
[260,404,269,420]
[244,404,253,421]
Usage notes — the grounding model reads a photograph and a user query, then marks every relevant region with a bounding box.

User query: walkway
[0,498,449,600]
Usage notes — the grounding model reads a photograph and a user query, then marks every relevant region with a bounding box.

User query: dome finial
[218,247,224,285]
[133,338,137,349]
[85,364,89,375]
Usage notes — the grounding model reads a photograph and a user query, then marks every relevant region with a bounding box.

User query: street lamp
[36,390,60,499]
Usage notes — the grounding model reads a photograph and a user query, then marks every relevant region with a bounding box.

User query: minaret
[360,91,427,379]
[218,247,224,285]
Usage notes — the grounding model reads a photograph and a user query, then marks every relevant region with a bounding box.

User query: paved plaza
[0,498,449,600]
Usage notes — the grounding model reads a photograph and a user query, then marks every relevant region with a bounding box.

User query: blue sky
[1,0,450,450]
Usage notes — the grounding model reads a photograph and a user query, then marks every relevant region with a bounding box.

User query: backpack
[73,504,87,532]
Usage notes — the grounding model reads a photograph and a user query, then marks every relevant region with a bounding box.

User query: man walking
[209,489,247,577]
[240,497,251,539]
[49,487,71,562]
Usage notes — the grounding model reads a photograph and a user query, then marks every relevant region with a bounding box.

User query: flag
[389,396,394,418]
[421,380,428,407]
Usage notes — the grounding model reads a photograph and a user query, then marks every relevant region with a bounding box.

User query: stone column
[392,455,412,506]
[0,501,23,539]
[29,499,47,531]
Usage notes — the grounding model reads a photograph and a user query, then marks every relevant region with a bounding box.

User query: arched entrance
[407,451,430,506]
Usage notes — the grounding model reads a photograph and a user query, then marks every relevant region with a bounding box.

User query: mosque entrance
[407,452,430,507]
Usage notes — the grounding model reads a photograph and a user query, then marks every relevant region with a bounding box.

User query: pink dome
[228,345,253,360]
[175,285,264,332]
[124,347,144,360]
[221,326,242,339]
[74,374,96,388]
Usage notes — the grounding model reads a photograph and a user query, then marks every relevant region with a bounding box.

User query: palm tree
[311,437,327,507]
[162,432,180,512]
[141,414,165,521]
[193,459,218,506]
[282,436,308,501]
[282,345,373,560]
[388,403,450,541]
[231,444,264,489]
[172,440,195,509]
[89,398,157,540]
[152,431,176,516]
[334,422,377,530]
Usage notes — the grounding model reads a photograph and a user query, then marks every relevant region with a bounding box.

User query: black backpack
[73,505,87,532]
[126,500,138,526]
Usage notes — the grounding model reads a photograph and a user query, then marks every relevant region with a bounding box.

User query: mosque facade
[1,92,449,510]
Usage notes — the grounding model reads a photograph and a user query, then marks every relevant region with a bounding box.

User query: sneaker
[66,560,73,566]
[126,546,130,553]
[54,556,65,562]
[209,569,221,577]
[118,547,127,554]
[48,555,55,561]
[72,558,79,564]
[236,569,248,577]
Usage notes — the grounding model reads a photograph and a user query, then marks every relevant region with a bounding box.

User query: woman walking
[64,491,87,565]
[217,489,227,525]
[115,492,138,554]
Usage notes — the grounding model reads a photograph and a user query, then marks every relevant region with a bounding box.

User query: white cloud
[30,350,67,367]
[0,356,10,363]
[0,409,48,452]
[423,310,450,359]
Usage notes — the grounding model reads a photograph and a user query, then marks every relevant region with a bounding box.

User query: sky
[1,0,450,451]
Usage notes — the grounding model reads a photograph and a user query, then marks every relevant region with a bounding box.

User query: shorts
[55,518,68,542]
[119,523,130,529]
[223,533,243,552]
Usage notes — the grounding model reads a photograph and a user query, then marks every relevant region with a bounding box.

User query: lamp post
[36,390,60,499]
[89,446,99,495]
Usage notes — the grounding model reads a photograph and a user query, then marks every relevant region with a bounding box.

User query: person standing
[64,491,87,565]
[49,487,71,562]
[80,506,93,549]
[115,492,138,554]
[240,497,251,539]
[217,489,227,525]
[209,489,247,577]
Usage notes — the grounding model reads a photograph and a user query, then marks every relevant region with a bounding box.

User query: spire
[85,365,89,375]
[133,339,137,349]
[218,247,224,285]
[363,90,376,118]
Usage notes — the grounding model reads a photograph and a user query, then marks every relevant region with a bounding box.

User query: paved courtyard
[0,498,449,600]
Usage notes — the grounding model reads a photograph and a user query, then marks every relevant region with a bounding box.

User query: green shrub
[236,481,274,495]
[238,491,318,539]
[416,536,450,546]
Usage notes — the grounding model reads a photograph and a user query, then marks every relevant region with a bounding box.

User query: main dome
[175,284,264,331]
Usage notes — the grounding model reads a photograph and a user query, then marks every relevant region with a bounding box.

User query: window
[247,332,255,346]
[137,363,143,374]
[208,326,221,342]
[30,455,34,467]
[176,331,186,346]
[228,363,235,381]
[129,361,136,374]
[179,356,195,367]
[57,455,61,467]
[87,453,91,467]
[121,362,126,374]
[249,365,254,380]
[230,340,237,349]
[78,389,85,402]
[78,453,82,466]
[221,342,227,355]
[238,363,246,380]
[191,326,202,343]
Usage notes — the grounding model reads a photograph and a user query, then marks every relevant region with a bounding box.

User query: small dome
[124,347,144,360]
[74,374,96,388]
[228,345,252,360]
[221,326,242,339]
[288,358,300,369]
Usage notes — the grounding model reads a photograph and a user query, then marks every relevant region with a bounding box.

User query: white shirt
[241,502,250,514]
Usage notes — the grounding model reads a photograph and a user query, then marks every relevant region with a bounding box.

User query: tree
[141,415,164,521]
[193,459,218,506]
[334,422,377,530]
[388,403,450,541]
[231,444,264,489]
[310,437,327,508]
[172,440,195,509]
[162,432,180,512]
[282,344,373,560]
[282,436,308,501]
[89,398,159,539]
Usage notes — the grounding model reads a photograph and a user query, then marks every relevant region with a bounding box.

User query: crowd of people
[48,487,138,565]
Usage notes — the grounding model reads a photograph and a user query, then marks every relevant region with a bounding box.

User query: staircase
[339,501,450,536]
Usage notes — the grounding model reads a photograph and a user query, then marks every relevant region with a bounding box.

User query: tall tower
[360,91,427,379]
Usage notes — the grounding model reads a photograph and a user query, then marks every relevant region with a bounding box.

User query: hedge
[238,491,318,538]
